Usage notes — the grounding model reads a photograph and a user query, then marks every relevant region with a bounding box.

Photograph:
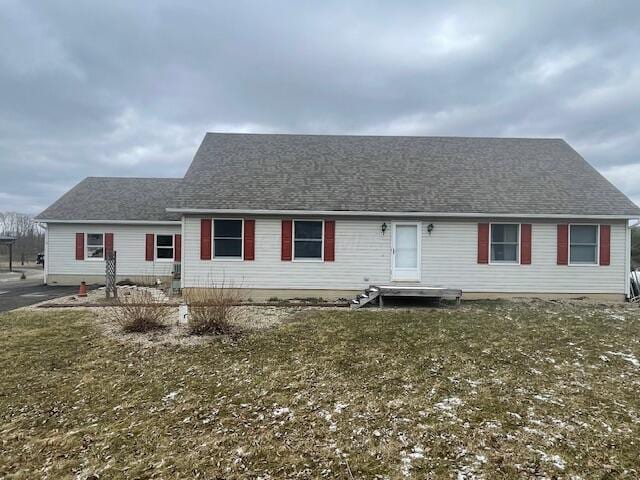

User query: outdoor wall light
[427,223,434,234]
[381,222,388,234]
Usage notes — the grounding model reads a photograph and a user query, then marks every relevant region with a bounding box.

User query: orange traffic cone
[78,281,87,297]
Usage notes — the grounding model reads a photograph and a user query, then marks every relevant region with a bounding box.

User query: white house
[36,133,640,301]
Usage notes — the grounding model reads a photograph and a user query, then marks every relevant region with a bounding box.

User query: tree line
[0,212,45,262]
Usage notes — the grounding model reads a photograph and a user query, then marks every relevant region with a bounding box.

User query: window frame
[155,234,175,262]
[213,218,244,261]
[292,219,324,262]
[568,223,599,266]
[488,222,521,265]
[85,232,105,261]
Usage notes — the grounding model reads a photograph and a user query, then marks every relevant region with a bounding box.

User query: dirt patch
[93,305,304,347]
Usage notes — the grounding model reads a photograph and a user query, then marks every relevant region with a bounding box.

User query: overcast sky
[1,0,639,214]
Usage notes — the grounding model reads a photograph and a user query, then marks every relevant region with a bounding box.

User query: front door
[391,222,421,281]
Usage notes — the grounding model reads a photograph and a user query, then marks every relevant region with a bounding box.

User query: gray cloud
[1,0,639,213]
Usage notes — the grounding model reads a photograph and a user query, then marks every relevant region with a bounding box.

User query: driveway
[0,283,79,313]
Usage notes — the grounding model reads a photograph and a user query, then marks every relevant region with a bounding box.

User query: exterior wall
[182,215,629,297]
[45,223,181,285]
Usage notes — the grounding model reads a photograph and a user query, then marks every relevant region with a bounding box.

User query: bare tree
[0,212,45,263]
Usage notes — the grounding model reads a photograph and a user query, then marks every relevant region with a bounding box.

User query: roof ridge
[204,131,566,141]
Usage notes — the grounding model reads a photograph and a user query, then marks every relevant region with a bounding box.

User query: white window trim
[212,218,244,261]
[488,222,521,265]
[568,223,600,266]
[85,232,105,262]
[155,234,175,262]
[292,219,324,262]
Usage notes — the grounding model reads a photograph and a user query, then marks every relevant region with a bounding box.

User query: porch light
[427,223,434,234]
[381,222,388,234]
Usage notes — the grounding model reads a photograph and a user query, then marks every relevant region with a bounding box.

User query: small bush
[184,287,241,335]
[105,288,171,333]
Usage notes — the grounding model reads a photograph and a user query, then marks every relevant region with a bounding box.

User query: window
[294,220,323,259]
[570,225,598,265]
[86,233,104,259]
[214,219,243,258]
[490,224,519,263]
[156,235,174,260]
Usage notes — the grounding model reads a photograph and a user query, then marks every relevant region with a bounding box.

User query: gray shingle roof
[36,177,182,222]
[172,133,640,216]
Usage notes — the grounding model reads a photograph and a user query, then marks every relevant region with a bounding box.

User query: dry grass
[104,288,172,332]
[183,287,241,335]
[1,300,640,478]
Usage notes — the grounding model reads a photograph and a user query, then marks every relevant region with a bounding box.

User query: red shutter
[105,233,114,255]
[324,220,335,261]
[281,220,292,261]
[174,234,182,262]
[477,223,489,264]
[557,224,568,265]
[200,219,212,260]
[244,219,255,260]
[75,233,84,260]
[145,234,154,261]
[599,225,610,266]
[520,224,531,265]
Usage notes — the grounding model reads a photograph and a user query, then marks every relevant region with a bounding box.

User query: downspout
[625,222,631,300]
[180,215,186,291]
[43,223,48,285]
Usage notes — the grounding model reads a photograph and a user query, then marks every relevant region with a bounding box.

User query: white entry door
[391,222,421,281]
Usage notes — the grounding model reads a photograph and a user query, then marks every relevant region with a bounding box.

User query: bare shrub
[105,288,172,333]
[183,286,241,335]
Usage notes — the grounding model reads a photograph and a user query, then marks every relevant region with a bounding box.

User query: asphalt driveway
[0,283,78,313]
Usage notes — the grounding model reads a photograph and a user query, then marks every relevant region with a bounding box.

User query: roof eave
[34,219,181,225]
[165,208,640,220]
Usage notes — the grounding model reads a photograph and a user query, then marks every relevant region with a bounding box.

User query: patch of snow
[400,446,424,477]
[272,406,292,418]
[435,397,463,411]
[532,449,566,470]
[605,351,640,367]
[334,402,349,413]
[162,390,181,402]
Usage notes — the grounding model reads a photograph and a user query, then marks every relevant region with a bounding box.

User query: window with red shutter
[599,225,610,266]
[477,223,489,264]
[105,233,114,255]
[75,233,84,260]
[557,224,568,265]
[174,234,182,262]
[145,234,154,261]
[324,220,335,261]
[244,219,255,260]
[200,219,212,260]
[520,224,532,265]
[281,220,292,261]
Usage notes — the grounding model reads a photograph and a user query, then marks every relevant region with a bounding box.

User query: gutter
[35,219,181,225]
[165,208,640,220]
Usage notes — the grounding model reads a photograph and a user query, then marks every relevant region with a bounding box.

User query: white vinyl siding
[182,216,627,294]
[47,223,180,280]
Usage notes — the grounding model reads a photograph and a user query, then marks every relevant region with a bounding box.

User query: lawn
[1,301,640,478]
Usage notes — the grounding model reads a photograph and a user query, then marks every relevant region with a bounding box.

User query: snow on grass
[605,351,640,367]
[3,300,640,478]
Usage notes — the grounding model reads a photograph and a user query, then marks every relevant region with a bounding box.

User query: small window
[156,234,174,260]
[214,219,243,258]
[491,224,519,263]
[294,220,323,259]
[86,233,104,259]
[570,225,598,264]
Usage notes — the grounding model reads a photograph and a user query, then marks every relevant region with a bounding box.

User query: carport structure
[0,235,17,272]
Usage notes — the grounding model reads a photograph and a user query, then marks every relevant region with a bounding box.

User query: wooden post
[8,243,12,273]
